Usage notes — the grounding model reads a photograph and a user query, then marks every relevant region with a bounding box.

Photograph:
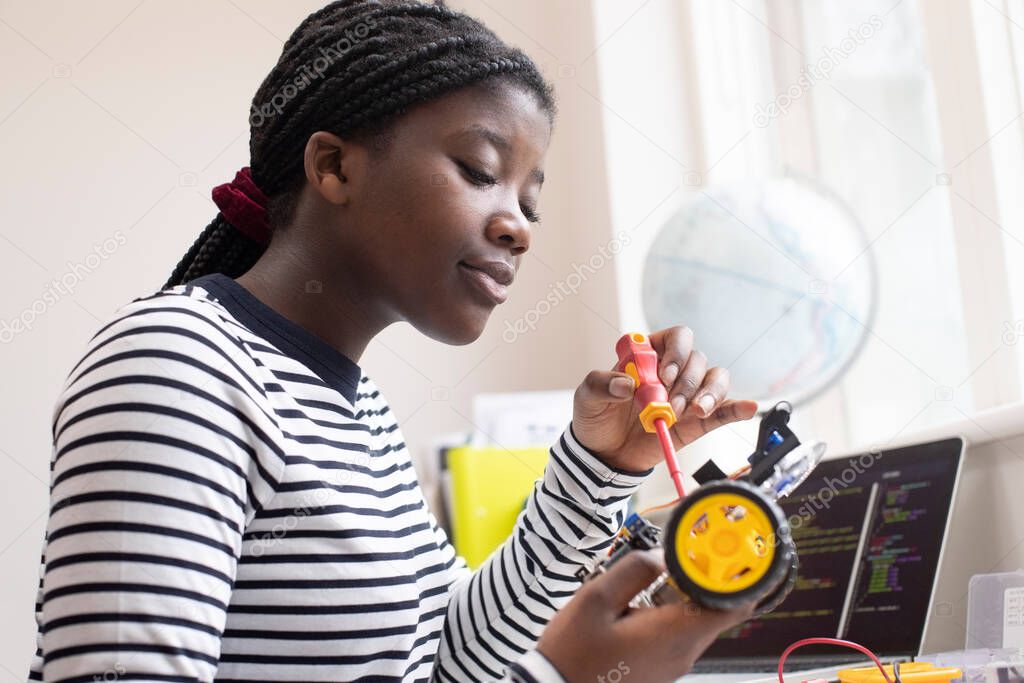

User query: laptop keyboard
[691,656,868,674]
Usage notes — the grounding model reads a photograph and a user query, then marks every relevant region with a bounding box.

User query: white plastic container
[927,648,1021,683]
[967,571,1024,650]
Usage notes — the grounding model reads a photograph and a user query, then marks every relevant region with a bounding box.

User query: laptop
[687,436,966,682]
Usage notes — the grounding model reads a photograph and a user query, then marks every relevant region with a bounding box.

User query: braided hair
[164,0,556,288]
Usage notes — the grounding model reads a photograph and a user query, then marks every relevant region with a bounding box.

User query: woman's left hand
[572,326,760,473]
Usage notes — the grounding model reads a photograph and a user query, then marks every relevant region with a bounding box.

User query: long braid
[164,0,554,289]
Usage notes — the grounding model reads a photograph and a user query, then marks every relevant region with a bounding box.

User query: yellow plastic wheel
[664,480,794,611]
[673,491,775,593]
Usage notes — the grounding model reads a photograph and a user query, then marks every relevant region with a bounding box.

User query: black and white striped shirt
[28,273,649,682]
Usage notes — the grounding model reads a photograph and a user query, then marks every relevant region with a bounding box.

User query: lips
[458,259,514,305]
[459,259,515,286]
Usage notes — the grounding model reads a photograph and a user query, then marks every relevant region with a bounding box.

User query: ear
[302,131,368,207]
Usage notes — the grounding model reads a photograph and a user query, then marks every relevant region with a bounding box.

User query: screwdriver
[614,332,686,498]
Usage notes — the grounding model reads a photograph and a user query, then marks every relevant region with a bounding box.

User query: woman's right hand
[536,549,755,683]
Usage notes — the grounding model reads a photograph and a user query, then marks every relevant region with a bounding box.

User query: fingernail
[610,376,635,398]
[698,394,715,415]
[662,362,680,386]
[671,395,687,415]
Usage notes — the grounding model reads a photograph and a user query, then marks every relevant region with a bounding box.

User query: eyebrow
[459,124,545,186]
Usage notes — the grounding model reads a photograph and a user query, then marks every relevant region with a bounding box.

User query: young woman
[29,1,762,681]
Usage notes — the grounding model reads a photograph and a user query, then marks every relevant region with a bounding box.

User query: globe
[641,177,877,407]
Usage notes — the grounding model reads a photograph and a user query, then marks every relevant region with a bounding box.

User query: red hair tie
[212,167,272,247]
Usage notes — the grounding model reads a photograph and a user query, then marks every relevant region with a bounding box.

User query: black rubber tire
[663,479,794,611]
[753,538,798,616]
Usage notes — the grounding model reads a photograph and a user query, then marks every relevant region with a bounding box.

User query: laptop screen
[699,436,964,661]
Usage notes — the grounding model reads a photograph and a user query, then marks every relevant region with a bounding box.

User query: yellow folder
[447,446,549,568]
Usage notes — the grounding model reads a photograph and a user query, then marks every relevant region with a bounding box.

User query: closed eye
[456,159,541,223]
[456,160,498,187]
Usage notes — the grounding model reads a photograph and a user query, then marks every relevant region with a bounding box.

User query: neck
[234,238,393,364]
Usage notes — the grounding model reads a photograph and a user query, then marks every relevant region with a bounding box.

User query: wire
[777,638,893,683]
[637,461,748,516]
[637,497,682,517]
[728,464,751,479]
[606,528,628,556]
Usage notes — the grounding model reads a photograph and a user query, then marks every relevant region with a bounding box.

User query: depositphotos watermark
[787,448,882,531]
[598,661,631,683]
[753,15,883,128]
[0,231,127,344]
[92,662,126,682]
[502,231,632,343]
[1002,319,1024,345]
[752,448,882,551]
[247,455,371,557]
[249,17,378,128]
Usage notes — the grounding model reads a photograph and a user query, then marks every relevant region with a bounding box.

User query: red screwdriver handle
[614,333,676,433]
[615,332,686,497]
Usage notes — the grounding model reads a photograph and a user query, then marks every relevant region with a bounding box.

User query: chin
[417,310,490,346]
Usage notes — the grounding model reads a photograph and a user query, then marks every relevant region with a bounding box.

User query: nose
[487,211,536,258]
[485,210,531,257]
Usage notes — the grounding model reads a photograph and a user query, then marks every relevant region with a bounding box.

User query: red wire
[777,638,893,683]
[654,418,686,498]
